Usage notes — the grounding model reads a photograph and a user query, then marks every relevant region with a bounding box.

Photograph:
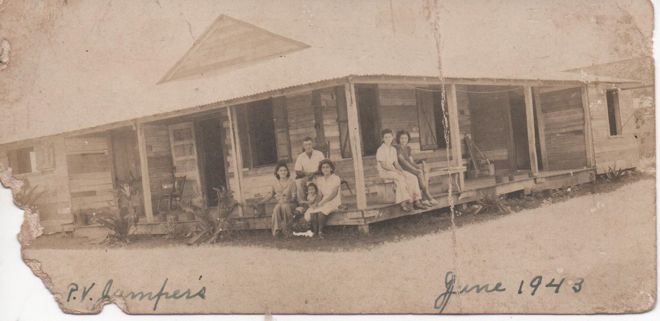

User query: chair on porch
[156,175,187,212]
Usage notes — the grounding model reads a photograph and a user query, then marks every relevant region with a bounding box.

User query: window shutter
[335,86,352,158]
[416,90,438,150]
[272,96,292,161]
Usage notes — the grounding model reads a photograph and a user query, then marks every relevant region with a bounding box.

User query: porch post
[532,88,549,170]
[226,106,245,216]
[344,79,367,210]
[581,86,595,168]
[446,84,465,190]
[136,122,154,222]
[523,86,539,176]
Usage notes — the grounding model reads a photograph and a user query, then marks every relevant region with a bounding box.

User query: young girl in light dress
[292,183,322,234]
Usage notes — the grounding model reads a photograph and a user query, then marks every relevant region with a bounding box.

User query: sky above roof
[0,0,653,143]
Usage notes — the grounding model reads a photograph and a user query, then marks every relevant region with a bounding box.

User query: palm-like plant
[93,172,142,244]
[13,182,45,211]
[186,186,240,245]
[12,180,46,244]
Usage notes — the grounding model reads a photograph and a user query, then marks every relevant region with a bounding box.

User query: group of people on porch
[377,129,438,212]
[255,129,439,238]
[254,137,341,239]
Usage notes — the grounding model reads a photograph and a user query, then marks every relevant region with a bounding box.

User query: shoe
[401,201,413,212]
[413,200,428,210]
[422,200,433,207]
[429,198,440,206]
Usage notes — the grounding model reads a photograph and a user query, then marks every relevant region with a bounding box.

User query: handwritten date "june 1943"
[434,271,584,313]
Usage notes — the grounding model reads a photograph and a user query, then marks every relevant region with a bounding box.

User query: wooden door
[168,122,201,198]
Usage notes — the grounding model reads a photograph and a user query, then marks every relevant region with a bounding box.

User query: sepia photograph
[0,0,656,316]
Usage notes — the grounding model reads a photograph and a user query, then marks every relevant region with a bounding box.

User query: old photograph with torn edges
[0,0,655,315]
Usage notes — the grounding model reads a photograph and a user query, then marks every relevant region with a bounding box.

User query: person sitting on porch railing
[306,159,342,239]
[255,161,297,237]
[294,137,325,203]
[395,130,439,207]
[376,129,427,212]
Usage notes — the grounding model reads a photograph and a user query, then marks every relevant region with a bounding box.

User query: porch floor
[69,168,595,236]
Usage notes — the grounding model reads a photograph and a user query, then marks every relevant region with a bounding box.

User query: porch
[61,76,597,236]
[70,167,594,238]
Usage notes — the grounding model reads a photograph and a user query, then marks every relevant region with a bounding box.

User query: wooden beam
[106,134,120,210]
[446,84,465,190]
[351,75,584,88]
[523,86,539,176]
[226,106,245,216]
[532,88,549,170]
[344,80,367,210]
[581,86,595,168]
[136,122,154,222]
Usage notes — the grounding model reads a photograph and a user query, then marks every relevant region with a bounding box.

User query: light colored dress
[376,143,421,203]
[269,177,297,236]
[305,174,342,219]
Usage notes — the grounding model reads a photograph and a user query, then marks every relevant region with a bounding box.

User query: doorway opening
[198,117,227,207]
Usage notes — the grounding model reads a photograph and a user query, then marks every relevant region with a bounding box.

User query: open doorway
[198,117,227,207]
[508,89,531,171]
[468,86,531,174]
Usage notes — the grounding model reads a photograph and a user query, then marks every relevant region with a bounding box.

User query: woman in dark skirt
[395,130,438,207]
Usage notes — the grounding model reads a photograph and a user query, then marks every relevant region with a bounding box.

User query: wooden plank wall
[65,135,116,214]
[320,88,342,161]
[286,92,316,156]
[587,85,639,173]
[228,83,467,211]
[378,84,422,150]
[227,87,346,203]
[538,87,588,171]
[0,136,73,233]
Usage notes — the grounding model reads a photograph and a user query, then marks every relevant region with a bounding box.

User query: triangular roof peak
[159,14,310,83]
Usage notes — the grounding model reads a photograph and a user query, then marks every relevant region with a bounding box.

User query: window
[8,147,37,174]
[355,85,382,156]
[606,89,622,136]
[416,89,448,150]
[236,99,279,167]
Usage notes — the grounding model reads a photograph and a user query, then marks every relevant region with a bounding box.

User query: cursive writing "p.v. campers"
[67,278,206,311]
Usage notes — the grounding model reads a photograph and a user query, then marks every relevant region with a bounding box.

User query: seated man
[294,136,325,202]
[376,129,427,212]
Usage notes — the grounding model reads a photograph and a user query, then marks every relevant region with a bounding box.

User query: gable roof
[0,0,650,144]
[160,15,310,83]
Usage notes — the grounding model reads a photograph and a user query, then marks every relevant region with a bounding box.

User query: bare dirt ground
[30,171,651,251]
[23,173,656,314]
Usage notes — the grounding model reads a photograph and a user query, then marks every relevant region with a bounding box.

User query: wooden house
[0,3,642,234]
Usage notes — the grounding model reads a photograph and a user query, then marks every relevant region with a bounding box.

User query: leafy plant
[12,180,46,244]
[93,173,142,244]
[186,186,240,245]
[13,181,45,211]
[474,193,510,215]
[604,166,627,182]
[92,209,138,245]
